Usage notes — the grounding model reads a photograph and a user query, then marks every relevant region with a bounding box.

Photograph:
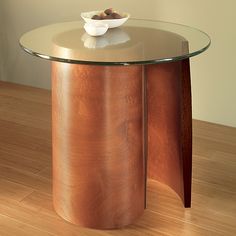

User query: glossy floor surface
[0,81,235,236]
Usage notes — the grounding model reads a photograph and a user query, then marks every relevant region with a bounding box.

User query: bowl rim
[81,10,130,20]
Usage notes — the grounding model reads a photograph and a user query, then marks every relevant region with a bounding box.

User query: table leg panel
[51,63,145,229]
[146,59,192,207]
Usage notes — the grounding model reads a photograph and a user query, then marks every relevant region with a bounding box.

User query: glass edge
[19,35,211,66]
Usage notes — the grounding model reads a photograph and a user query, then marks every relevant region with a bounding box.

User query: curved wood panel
[146,59,192,207]
[51,63,145,229]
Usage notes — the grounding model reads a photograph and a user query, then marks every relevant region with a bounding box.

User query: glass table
[20,19,210,229]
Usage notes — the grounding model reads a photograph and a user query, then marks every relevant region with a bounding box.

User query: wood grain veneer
[51,63,145,229]
[146,59,192,207]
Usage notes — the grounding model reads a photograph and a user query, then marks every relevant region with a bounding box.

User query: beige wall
[1,0,236,127]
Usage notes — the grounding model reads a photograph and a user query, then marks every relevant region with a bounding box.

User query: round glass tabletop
[20,19,210,65]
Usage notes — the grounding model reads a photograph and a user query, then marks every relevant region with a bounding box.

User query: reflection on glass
[52,27,143,62]
[81,28,130,49]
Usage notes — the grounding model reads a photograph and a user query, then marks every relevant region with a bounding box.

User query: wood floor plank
[0,142,51,164]
[0,165,52,194]
[193,119,236,145]
[0,81,236,235]
[0,119,51,153]
[193,136,236,155]
[193,155,236,193]
[1,190,218,236]
[0,95,51,130]
[20,191,54,216]
[0,148,49,174]
[135,210,224,236]
[147,180,236,235]
[18,188,226,236]
[0,179,33,202]
[0,81,51,105]
[0,199,113,236]
[0,214,55,236]
[37,166,52,179]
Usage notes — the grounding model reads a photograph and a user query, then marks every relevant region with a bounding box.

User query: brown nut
[111,12,122,19]
[91,15,101,20]
[99,12,107,19]
[104,8,114,15]
[103,14,113,19]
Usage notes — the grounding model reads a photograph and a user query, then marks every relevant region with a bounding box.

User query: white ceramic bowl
[84,22,108,36]
[81,10,130,28]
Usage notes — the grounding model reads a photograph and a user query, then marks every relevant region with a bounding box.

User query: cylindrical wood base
[51,62,145,229]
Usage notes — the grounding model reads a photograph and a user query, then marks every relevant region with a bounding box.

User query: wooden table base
[51,59,192,229]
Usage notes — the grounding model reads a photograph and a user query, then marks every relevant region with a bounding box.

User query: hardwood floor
[0,81,235,236]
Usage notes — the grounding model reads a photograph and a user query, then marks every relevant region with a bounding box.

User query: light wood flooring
[0,81,235,236]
